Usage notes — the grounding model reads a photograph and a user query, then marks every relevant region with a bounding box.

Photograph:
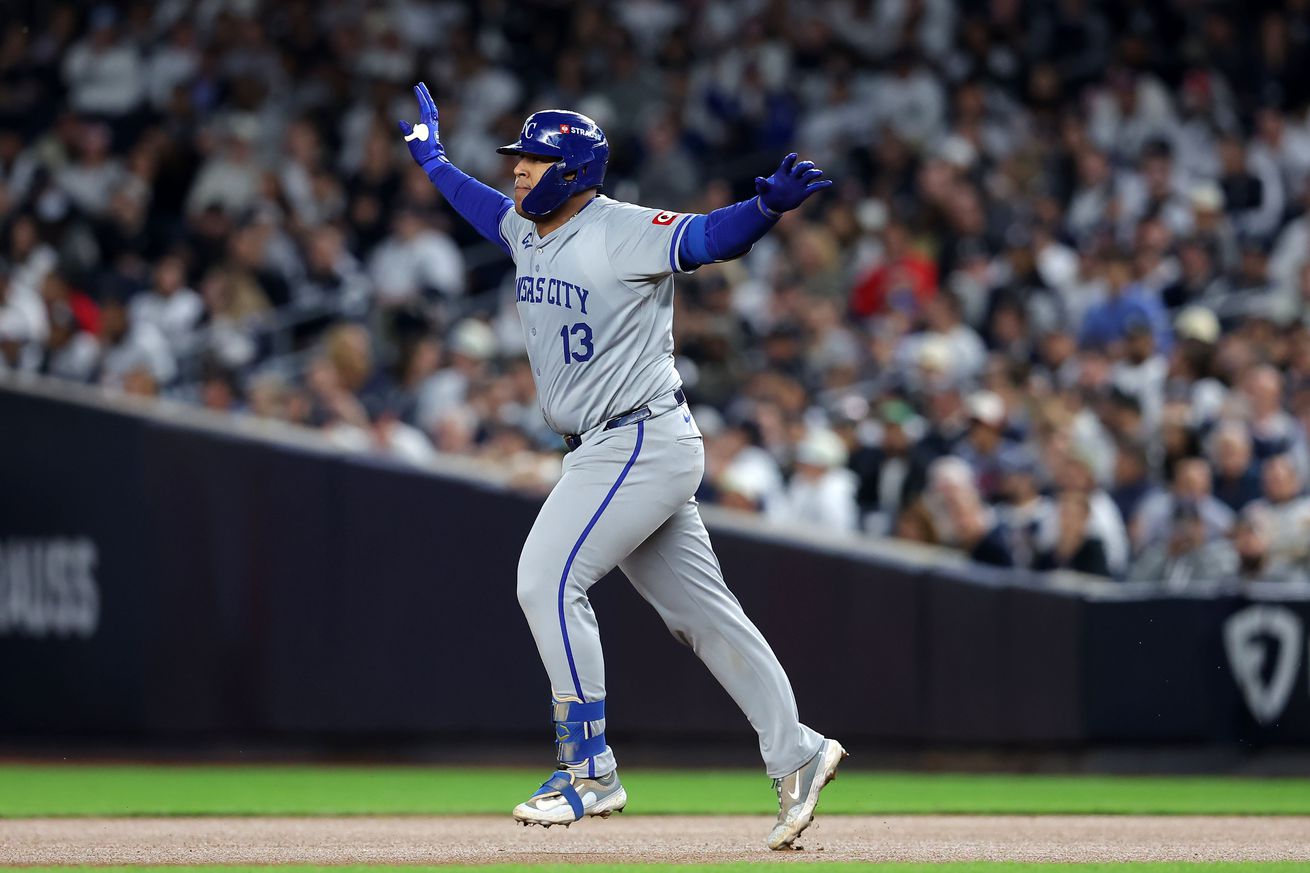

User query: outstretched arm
[399,82,514,256]
[677,153,831,270]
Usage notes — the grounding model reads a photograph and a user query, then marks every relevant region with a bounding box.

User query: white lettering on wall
[0,538,100,638]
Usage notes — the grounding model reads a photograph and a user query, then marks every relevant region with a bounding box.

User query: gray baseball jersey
[498,196,688,435]
[500,194,824,780]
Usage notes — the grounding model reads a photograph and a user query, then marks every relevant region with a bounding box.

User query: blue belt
[563,388,686,452]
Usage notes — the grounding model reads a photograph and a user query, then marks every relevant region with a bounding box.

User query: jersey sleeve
[499,208,534,265]
[603,203,699,292]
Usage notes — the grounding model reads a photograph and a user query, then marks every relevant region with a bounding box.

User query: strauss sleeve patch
[652,210,678,225]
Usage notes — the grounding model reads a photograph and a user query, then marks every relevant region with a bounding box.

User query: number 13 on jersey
[560,322,594,363]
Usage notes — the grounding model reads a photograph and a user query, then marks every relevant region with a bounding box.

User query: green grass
[1,766,1309,817]
[1,865,1306,873]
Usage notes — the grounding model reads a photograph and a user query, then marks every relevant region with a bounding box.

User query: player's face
[512,155,555,216]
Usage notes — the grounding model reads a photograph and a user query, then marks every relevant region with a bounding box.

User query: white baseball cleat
[766,738,847,850]
[513,769,627,827]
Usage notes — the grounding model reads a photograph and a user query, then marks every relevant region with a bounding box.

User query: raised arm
[399,82,513,256]
[677,153,832,269]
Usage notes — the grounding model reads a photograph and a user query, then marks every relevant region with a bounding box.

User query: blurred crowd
[4,0,1310,588]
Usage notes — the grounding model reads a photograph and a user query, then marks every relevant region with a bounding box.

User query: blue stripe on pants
[558,420,645,701]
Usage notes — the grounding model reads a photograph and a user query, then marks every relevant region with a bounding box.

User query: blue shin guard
[552,698,606,766]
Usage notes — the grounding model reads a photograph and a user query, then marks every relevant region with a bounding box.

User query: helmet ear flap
[520,162,575,217]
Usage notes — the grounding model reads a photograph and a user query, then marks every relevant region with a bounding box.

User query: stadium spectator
[953,390,1020,503]
[1209,421,1263,512]
[924,456,1014,567]
[768,427,859,533]
[1109,439,1152,528]
[1033,489,1112,578]
[1241,365,1310,474]
[1077,249,1172,354]
[1230,504,1310,585]
[96,291,175,389]
[850,399,929,535]
[707,417,785,515]
[129,254,203,358]
[996,448,1050,570]
[849,219,937,319]
[1244,453,1310,575]
[368,205,466,307]
[1132,456,1235,554]
[1129,498,1238,590]
[60,6,144,120]
[1040,449,1129,578]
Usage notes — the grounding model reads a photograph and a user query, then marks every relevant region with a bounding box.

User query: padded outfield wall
[1,375,1309,747]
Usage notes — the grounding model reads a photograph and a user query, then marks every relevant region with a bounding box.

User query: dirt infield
[2,815,1309,864]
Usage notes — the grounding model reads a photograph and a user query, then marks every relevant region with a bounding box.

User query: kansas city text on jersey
[515,275,591,315]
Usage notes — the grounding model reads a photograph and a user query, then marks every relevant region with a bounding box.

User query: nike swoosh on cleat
[786,781,801,801]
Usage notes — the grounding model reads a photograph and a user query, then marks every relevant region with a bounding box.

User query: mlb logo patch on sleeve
[652,211,678,225]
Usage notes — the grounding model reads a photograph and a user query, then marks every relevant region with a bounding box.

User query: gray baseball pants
[517,398,824,779]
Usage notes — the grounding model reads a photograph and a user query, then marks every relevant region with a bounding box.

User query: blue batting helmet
[497,109,609,218]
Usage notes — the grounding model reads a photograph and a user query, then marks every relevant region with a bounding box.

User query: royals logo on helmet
[652,211,678,225]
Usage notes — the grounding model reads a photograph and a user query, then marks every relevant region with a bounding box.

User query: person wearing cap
[767,427,859,533]
[953,390,1021,504]
[995,446,1051,570]
[1128,496,1239,590]
[1109,311,1167,432]
[849,399,930,536]
[901,333,954,398]
[1131,455,1235,555]
[892,291,986,386]
[1188,179,1241,275]
[916,375,969,460]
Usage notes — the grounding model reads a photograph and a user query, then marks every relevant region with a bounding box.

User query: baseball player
[400,83,844,850]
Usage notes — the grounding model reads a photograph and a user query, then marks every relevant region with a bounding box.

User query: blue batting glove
[755,153,833,217]
[398,82,448,173]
